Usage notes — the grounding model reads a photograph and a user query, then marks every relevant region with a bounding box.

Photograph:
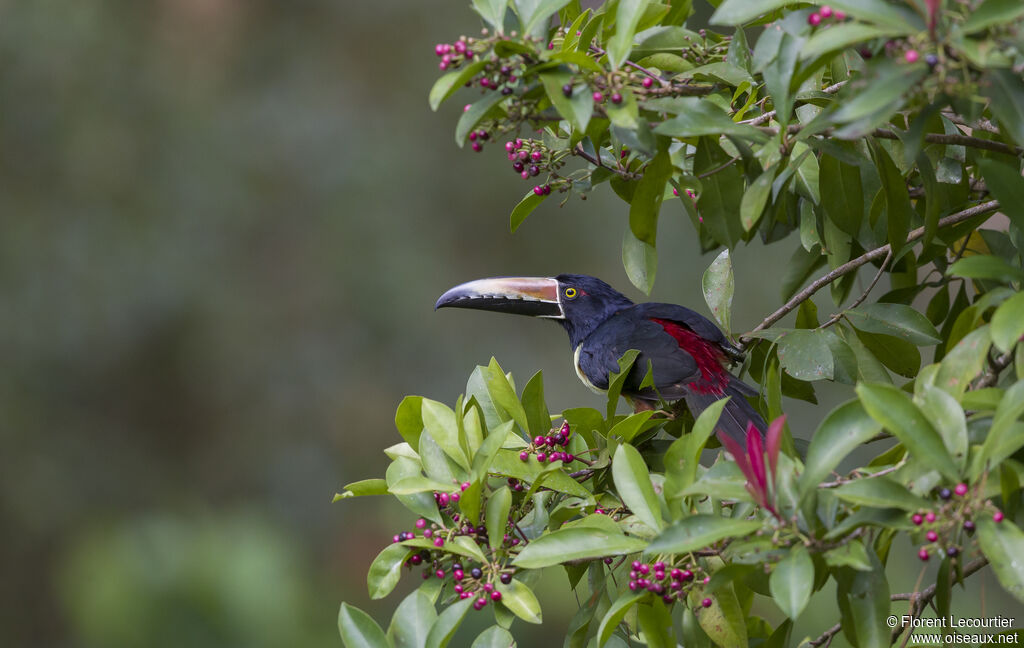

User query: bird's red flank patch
[650,318,728,395]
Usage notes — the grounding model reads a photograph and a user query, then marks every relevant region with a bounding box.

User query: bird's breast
[573,344,606,395]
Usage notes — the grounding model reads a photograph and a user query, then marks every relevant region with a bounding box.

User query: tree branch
[890,557,989,643]
[573,144,637,179]
[818,249,893,330]
[741,81,847,126]
[740,200,1001,346]
[871,128,1023,157]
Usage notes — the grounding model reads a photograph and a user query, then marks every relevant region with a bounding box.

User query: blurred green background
[3,1,1017,646]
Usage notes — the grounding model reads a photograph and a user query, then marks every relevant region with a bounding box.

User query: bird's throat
[573,344,606,395]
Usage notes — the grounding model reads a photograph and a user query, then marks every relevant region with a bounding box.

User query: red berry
[491,590,502,601]
[471,142,483,152]
[611,92,623,104]
[905,49,919,63]
[912,513,924,525]
[451,492,460,502]
[955,483,968,496]
[807,12,821,26]
[994,511,1005,523]
[701,598,713,608]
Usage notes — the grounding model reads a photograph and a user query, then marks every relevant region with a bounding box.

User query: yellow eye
[564,287,577,299]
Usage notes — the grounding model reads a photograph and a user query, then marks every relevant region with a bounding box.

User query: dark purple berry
[964,520,975,532]
[471,567,483,579]
[946,546,959,557]
[500,573,512,584]
[529,165,539,177]
[562,84,573,97]
[939,488,952,500]
[926,53,938,67]
[477,130,489,141]
[501,87,512,95]
[701,597,712,608]
[453,562,463,571]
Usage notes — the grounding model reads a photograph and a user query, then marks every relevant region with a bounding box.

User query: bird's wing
[632,303,743,357]
[577,311,701,395]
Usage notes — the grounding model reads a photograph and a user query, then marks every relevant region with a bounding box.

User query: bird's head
[435,274,633,346]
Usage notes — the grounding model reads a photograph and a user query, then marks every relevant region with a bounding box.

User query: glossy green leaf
[964,0,1024,32]
[607,0,651,69]
[801,23,906,61]
[509,190,548,233]
[819,154,863,237]
[845,303,942,346]
[756,26,799,124]
[388,590,436,648]
[456,91,505,147]
[702,249,734,333]
[387,457,442,525]
[596,591,645,647]
[517,0,572,34]
[769,545,813,619]
[916,385,968,470]
[471,625,515,648]
[483,358,530,435]
[512,527,647,568]
[496,578,543,624]
[336,478,389,501]
[339,603,390,648]
[486,486,512,551]
[607,410,657,443]
[612,443,663,532]
[389,476,456,495]
[709,0,790,26]
[472,0,508,30]
[653,98,765,140]
[646,515,761,555]
[520,371,549,439]
[776,329,834,381]
[694,136,744,249]
[948,255,1024,285]
[935,326,992,398]
[835,555,890,648]
[869,139,913,257]
[800,400,881,500]
[664,397,728,501]
[832,476,931,510]
[977,518,1024,604]
[992,292,1024,354]
[824,540,873,571]
[690,582,747,648]
[623,230,658,295]
[856,382,960,481]
[367,543,412,600]
[629,149,671,246]
[422,399,471,471]
[490,449,592,498]
[424,598,473,648]
[396,396,426,448]
[974,381,1024,479]
[853,329,920,378]
[982,69,1024,148]
[740,166,775,231]
[472,420,515,482]
[429,61,487,111]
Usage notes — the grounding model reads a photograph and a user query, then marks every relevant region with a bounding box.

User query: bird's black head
[435,274,633,348]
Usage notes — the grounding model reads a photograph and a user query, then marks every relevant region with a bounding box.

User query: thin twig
[807,622,842,647]
[890,557,989,643]
[941,111,1001,134]
[697,155,741,179]
[872,128,1023,157]
[573,143,637,179]
[818,249,893,330]
[740,199,1001,346]
[818,464,900,489]
[741,80,847,126]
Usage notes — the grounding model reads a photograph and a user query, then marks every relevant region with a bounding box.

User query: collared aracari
[435,274,765,443]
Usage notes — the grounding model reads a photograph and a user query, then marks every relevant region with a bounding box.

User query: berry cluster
[909,482,1005,561]
[518,421,577,464]
[806,5,846,27]
[628,560,712,609]
[434,38,475,71]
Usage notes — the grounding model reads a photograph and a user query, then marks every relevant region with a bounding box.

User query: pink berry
[925,512,936,523]
[611,92,623,104]
[642,77,653,88]
[807,12,821,26]
[592,91,603,103]
[905,49,919,63]
[423,529,432,538]
[918,548,929,561]
[434,537,444,547]
[415,519,426,529]
[820,5,833,18]
[471,142,482,152]
[994,511,1005,523]
[834,10,846,20]
[436,569,445,579]
[439,62,449,71]
[536,452,546,462]
[454,584,463,593]
[926,530,938,542]
[460,591,470,599]
[463,104,472,112]
[912,513,923,525]
[491,590,502,601]
[451,492,460,502]
[520,171,529,179]
[519,451,529,461]
[533,435,544,446]
[955,483,968,496]
[438,493,450,506]
[701,598,713,608]
[454,569,464,580]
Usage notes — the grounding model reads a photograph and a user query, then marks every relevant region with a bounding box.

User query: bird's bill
[435,277,564,318]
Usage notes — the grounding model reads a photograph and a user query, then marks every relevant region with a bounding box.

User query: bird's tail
[683,377,765,446]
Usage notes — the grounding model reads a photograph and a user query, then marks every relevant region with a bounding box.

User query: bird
[435,274,765,443]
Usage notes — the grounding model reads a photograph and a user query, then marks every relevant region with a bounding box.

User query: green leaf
[916,385,968,470]
[853,329,920,378]
[472,420,515,482]
[520,371,549,439]
[755,26,800,124]
[596,591,644,647]
[653,98,766,140]
[422,399,471,471]
[389,476,455,495]
[388,590,436,648]
[396,396,425,448]
[512,527,647,568]
[824,540,873,571]
[982,68,1024,148]
[935,326,992,398]
[694,136,744,248]
[490,449,593,498]
[496,578,543,624]
[647,515,761,555]
[819,154,863,237]
[517,0,572,35]
[776,329,834,381]
[832,476,931,511]
[992,292,1024,354]
[612,443,664,532]
[424,598,473,648]
[623,230,658,294]
[800,400,881,500]
[739,166,775,232]
[976,518,1024,604]
[832,62,924,125]
[856,382,960,481]
[691,582,747,648]
[388,457,442,525]
[869,139,913,258]
[367,543,412,600]
[483,358,530,435]
[709,0,790,26]
[607,0,651,69]
[769,545,813,619]
[835,555,890,648]
[471,626,515,648]
[338,603,390,648]
[965,0,1024,33]
[336,478,390,501]
[948,255,1024,285]
[801,23,907,61]
[472,0,508,30]
[429,60,487,111]
[486,486,512,551]
[629,149,672,246]
[608,410,657,443]
[456,91,506,147]
[664,398,728,501]
[974,381,1024,479]
[702,249,734,333]
[845,303,942,346]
